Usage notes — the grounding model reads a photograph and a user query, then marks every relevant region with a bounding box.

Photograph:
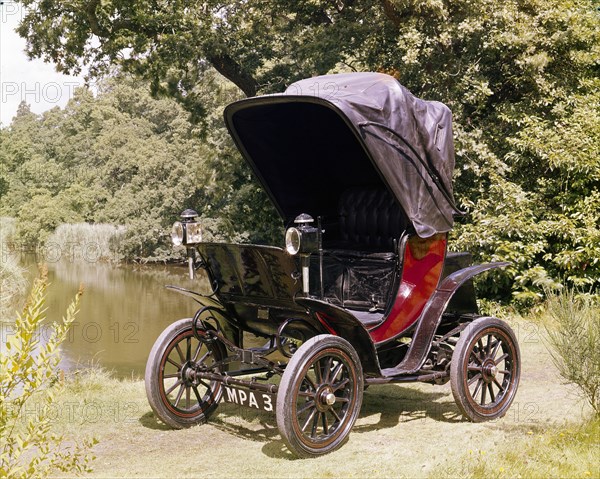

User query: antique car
[145,72,520,458]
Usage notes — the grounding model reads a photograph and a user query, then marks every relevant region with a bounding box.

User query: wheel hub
[316,385,336,411]
[482,359,497,383]
[180,361,195,385]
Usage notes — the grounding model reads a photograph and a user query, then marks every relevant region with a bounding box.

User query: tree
[0,74,281,260]
[10,0,600,299]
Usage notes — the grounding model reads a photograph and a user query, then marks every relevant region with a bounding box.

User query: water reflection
[22,257,211,378]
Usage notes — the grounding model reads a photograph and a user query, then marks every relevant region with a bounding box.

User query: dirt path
[57,319,591,478]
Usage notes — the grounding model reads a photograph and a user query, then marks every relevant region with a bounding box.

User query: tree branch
[85,0,108,37]
[206,52,258,97]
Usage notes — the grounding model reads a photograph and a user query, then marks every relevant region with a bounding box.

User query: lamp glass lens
[285,227,301,255]
[186,222,202,244]
[171,221,184,246]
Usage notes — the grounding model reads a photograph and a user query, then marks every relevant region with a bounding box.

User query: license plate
[222,385,275,412]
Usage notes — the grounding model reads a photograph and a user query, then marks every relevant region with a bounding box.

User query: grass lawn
[48,319,598,478]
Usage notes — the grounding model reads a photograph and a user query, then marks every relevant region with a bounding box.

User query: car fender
[381,262,510,376]
[295,297,381,375]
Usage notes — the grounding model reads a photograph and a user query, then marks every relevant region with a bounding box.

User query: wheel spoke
[329,407,342,423]
[468,364,483,372]
[311,410,320,438]
[297,400,315,416]
[165,379,183,396]
[314,359,323,384]
[473,378,484,399]
[322,412,329,435]
[303,375,317,391]
[162,373,179,379]
[301,408,317,433]
[335,397,350,404]
[167,357,181,369]
[486,334,492,356]
[322,357,333,383]
[186,337,192,361]
[468,373,482,386]
[186,386,191,409]
[470,349,482,365]
[298,390,316,398]
[195,349,210,366]
[192,341,203,362]
[490,338,501,360]
[488,383,496,403]
[198,379,212,389]
[476,339,484,356]
[495,353,509,365]
[330,361,344,383]
[192,385,203,404]
[174,384,185,407]
[175,344,185,363]
[480,381,487,405]
[493,377,505,392]
[332,378,349,392]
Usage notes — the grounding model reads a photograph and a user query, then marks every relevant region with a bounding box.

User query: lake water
[9,257,212,378]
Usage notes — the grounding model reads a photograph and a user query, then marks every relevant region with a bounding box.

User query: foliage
[0,75,281,262]
[8,0,600,299]
[0,270,97,477]
[542,287,600,415]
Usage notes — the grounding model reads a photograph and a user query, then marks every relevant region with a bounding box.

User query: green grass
[38,316,596,478]
[431,418,600,479]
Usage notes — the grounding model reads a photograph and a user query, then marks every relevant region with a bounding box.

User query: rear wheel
[450,316,520,422]
[145,318,225,428]
[276,335,364,458]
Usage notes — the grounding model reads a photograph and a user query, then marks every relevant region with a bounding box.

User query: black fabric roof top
[224,72,458,238]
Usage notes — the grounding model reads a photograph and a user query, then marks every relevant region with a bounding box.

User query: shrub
[0,269,97,477]
[543,288,600,416]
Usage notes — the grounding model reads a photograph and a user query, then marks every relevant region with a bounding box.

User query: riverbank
[49,319,597,479]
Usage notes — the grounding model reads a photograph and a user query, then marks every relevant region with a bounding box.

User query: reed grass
[46,223,126,264]
[0,217,27,318]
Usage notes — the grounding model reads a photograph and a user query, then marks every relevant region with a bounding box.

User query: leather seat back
[338,188,408,251]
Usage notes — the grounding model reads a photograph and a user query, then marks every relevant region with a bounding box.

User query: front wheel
[450,316,520,422]
[276,335,364,458]
[145,318,225,428]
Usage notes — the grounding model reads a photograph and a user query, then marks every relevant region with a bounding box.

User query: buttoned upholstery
[311,188,408,315]
[337,188,408,252]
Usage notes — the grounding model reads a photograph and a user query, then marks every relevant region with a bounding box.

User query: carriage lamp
[285,214,320,295]
[172,209,202,279]
[285,213,319,255]
[171,209,202,246]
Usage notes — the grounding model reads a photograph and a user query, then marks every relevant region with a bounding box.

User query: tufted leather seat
[311,188,409,313]
[333,187,409,253]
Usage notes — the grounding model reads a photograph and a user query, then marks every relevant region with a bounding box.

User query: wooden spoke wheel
[276,335,364,458]
[451,316,520,422]
[145,318,225,428]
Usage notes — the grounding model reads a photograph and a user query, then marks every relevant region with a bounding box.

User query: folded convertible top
[224,72,458,238]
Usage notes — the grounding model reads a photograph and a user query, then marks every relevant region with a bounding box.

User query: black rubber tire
[276,334,364,458]
[450,316,520,422]
[145,318,225,429]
